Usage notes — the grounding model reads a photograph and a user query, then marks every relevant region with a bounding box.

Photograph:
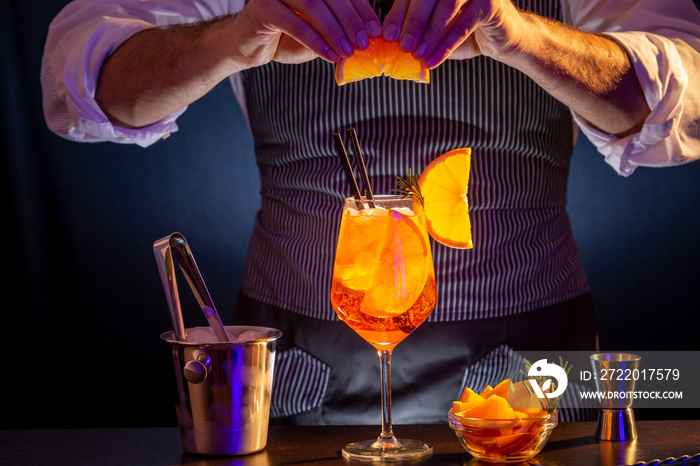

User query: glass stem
[377,349,397,444]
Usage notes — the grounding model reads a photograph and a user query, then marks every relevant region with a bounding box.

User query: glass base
[341,438,433,462]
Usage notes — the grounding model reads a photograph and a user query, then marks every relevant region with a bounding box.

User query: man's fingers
[412,0,463,59]
[350,0,382,40]
[423,2,485,68]
[273,34,320,63]
[382,0,409,42]
[284,0,355,57]
[324,0,372,50]
[266,3,342,62]
[282,0,379,56]
[396,0,439,52]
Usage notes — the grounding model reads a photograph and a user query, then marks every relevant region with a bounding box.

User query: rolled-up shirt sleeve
[564,0,700,175]
[41,0,237,147]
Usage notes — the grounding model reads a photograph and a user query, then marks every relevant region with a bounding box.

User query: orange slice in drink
[333,207,388,289]
[335,38,430,85]
[418,148,473,249]
[360,207,430,317]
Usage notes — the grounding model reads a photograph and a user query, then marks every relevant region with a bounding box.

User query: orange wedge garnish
[335,38,430,85]
[418,148,473,249]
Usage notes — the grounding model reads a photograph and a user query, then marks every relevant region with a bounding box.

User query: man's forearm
[502,13,651,138]
[93,0,379,130]
[95,16,242,129]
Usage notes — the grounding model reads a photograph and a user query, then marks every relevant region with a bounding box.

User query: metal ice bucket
[162,325,282,456]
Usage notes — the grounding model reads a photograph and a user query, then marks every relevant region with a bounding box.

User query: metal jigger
[590,353,641,441]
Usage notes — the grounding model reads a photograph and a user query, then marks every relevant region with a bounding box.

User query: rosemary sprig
[521,357,572,413]
[393,169,424,207]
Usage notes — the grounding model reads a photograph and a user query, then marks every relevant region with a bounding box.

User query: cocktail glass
[330,194,438,461]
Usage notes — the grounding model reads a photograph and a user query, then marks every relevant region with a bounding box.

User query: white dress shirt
[41,0,700,176]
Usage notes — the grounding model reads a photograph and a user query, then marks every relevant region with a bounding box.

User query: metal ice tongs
[153,232,229,342]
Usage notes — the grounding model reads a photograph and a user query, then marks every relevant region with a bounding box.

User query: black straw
[347,128,374,207]
[333,133,364,210]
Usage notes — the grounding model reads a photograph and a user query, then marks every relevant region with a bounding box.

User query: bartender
[41,0,700,424]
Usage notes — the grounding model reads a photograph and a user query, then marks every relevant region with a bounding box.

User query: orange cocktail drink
[331,195,436,351]
[330,194,437,461]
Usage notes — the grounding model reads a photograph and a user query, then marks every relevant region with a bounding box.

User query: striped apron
[234,0,595,424]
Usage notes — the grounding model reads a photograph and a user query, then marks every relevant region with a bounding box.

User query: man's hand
[233,0,382,66]
[381,0,651,137]
[97,0,381,128]
[381,0,524,68]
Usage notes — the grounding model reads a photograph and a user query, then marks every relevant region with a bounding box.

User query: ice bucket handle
[183,350,211,384]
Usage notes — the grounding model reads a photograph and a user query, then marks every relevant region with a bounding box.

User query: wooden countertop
[2,420,699,465]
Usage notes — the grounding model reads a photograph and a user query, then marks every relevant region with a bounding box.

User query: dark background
[3,1,699,429]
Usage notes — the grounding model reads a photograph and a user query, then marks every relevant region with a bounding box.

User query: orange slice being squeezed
[335,38,430,85]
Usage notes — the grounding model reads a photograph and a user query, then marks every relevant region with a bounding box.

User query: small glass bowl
[448,408,558,463]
